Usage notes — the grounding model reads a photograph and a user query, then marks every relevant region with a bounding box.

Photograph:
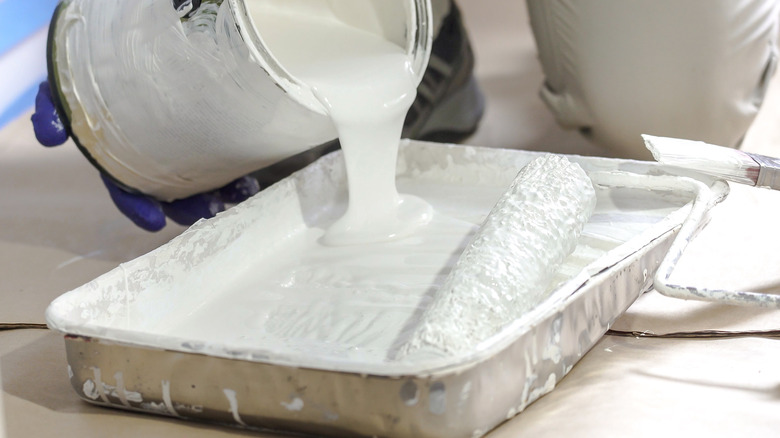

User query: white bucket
[47,0,433,200]
[526,0,779,159]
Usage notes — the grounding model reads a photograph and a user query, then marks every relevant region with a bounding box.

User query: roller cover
[399,154,597,359]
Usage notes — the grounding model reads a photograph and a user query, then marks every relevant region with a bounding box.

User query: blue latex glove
[31,81,260,232]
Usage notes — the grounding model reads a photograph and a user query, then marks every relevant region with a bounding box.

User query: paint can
[47,0,432,201]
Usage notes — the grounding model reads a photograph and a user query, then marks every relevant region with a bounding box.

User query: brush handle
[752,153,780,190]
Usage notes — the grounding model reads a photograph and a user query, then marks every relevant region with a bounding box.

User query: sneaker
[252,0,484,187]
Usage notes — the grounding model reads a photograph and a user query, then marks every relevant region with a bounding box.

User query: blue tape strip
[0,0,60,55]
[0,77,45,130]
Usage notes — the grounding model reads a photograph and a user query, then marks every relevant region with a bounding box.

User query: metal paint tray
[46,141,728,437]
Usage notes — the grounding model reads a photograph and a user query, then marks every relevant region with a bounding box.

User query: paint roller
[398,154,597,359]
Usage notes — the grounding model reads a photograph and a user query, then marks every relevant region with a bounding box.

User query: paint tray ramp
[46,141,727,437]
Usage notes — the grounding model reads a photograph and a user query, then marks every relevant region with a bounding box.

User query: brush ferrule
[752,153,780,190]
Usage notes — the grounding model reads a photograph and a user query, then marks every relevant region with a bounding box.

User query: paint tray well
[46,140,728,438]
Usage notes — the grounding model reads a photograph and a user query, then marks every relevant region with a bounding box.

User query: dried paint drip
[398,155,596,359]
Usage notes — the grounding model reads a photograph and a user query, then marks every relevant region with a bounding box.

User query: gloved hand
[31,81,260,232]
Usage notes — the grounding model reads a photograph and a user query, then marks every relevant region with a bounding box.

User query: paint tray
[46,141,728,437]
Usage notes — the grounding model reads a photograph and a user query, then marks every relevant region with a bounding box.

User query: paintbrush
[642,134,780,189]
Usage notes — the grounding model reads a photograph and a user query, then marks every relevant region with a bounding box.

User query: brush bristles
[643,135,759,185]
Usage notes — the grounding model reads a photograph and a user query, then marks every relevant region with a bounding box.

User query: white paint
[643,135,758,185]
[84,371,144,406]
[281,397,304,412]
[113,372,131,407]
[68,173,680,366]
[169,179,498,362]
[50,0,430,201]
[248,2,431,244]
[82,379,100,400]
[544,343,563,365]
[140,402,170,415]
[543,316,563,364]
[223,389,246,426]
[91,367,110,404]
[162,380,179,417]
[527,373,557,402]
[174,403,204,414]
